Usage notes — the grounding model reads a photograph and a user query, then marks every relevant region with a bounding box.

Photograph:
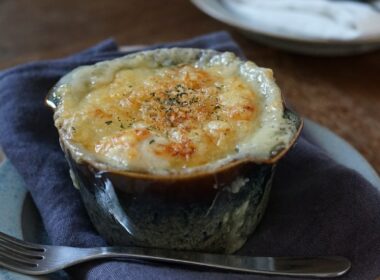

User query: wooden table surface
[1,0,379,174]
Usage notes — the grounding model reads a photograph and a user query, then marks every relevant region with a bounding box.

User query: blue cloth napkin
[0,31,379,280]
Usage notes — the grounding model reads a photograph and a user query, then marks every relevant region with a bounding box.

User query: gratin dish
[46,48,302,253]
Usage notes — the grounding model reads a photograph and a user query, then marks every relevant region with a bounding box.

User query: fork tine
[0,240,44,258]
[0,246,39,265]
[0,232,44,251]
[0,254,40,275]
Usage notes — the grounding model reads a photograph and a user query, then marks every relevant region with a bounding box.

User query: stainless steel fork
[0,231,350,278]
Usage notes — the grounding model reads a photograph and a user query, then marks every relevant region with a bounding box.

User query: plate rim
[303,119,380,188]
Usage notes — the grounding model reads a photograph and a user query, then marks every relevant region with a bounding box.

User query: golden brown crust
[68,64,259,169]
[48,48,301,175]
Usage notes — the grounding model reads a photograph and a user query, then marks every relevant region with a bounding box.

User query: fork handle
[78,246,351,278]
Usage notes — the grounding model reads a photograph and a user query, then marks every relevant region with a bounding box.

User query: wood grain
[1,0,379,173]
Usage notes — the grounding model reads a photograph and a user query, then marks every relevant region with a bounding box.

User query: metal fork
[0,231,350,278]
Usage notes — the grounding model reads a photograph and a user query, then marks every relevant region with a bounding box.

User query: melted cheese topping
[52,49,297,174]
[59,65,259,171]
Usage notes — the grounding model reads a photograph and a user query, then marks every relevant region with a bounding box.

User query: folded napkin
[0,31,379,280]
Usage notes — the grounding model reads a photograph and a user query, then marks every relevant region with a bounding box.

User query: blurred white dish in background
[191,0,380,55]
[223,0,380,41]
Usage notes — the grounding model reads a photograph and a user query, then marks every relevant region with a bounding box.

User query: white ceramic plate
[0,119,379,279]
[191,0,380,55]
